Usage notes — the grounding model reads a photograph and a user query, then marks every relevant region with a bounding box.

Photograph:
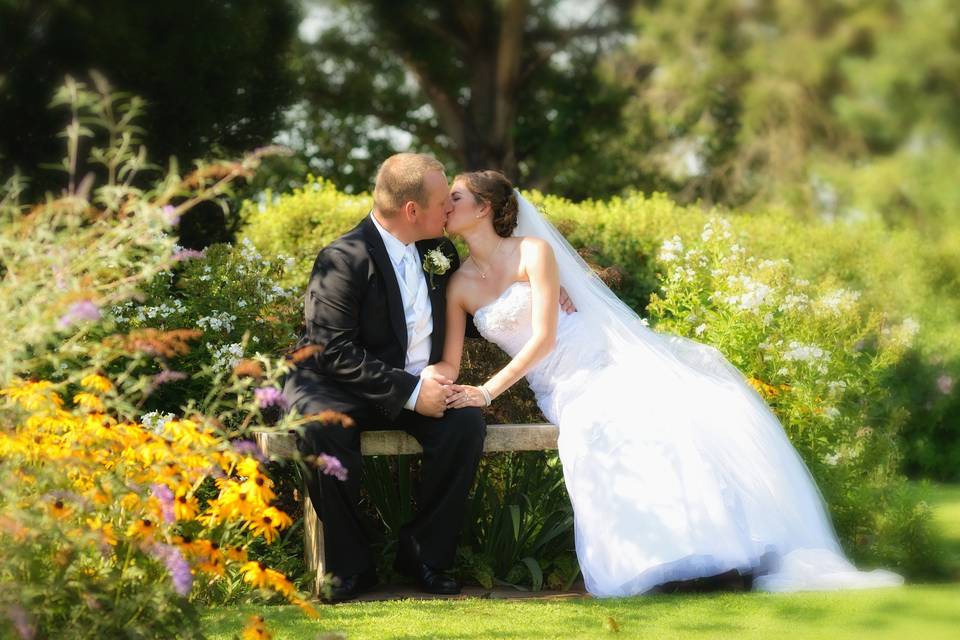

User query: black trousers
[283,369,486,577]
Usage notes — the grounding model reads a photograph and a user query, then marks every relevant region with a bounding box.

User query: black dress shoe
[394,553,461,595]
[322,567,378,604]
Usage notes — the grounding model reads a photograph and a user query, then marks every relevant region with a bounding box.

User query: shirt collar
[370,211,414,265]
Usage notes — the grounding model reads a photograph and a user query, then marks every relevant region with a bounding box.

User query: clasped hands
[414,367,487,417]
[414,287,576,418]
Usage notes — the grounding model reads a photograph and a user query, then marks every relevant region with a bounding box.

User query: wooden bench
[255,423,559,596]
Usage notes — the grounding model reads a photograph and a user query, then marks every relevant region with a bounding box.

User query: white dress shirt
[370,212,433,410]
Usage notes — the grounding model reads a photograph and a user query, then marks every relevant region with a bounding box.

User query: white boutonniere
[422,248,452,290]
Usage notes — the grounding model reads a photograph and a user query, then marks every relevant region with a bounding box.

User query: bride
[424,169,903,597]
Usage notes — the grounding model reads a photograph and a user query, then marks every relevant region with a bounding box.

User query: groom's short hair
[373,153,445,217]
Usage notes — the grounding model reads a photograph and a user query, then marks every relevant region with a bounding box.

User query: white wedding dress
[471,194,903,597]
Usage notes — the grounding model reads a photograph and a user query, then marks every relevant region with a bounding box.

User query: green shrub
[647,216,945,574]
[107,239,301,417]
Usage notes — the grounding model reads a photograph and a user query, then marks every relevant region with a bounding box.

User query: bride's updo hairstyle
[456,170,519,237]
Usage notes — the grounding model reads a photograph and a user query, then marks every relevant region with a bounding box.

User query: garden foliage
[0,79,328,639]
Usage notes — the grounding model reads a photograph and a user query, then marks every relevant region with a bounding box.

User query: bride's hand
[559,286,577,314]
[446,384,488,409]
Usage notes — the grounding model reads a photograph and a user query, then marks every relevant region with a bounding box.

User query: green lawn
[925,482,960,565]
[201,484,960,639]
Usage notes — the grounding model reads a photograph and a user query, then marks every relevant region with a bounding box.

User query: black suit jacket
[291,215,462,420]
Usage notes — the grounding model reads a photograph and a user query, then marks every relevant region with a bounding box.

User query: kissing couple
[283,153,902,603]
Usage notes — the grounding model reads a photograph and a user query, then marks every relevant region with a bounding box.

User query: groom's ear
[401,200,418,222]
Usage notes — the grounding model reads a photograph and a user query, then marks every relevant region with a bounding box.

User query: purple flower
[161,205,181,226]
[172,248,205,262]
[232,439,266,462]
[317,453,348,481]
[57,300,101,329]
[5,604,34,640]
[937,374,954,395]
[254,386,288,411]
[151,483,175,524]
[150,543,193,596]
[152,369,188,387]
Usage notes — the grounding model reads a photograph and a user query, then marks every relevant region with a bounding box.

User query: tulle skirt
[549,349,903,597]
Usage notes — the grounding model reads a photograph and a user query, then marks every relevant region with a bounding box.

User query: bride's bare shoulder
[517,236,555,260]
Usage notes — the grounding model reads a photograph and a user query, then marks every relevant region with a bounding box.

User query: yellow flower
[236,456,261,478]
[241,615,272,640]
[81,374,113,393]
[1,379,62,410]
[240,561,272,589]
[292,597,321,619]
[73,392,105,412]
[225,545,248,563]
[120,492,141,511]
[266,571,295,598]
[240,470,276,505]
[196,555,226,577]
[87,517,118,546]
[127,517,157,539]
[246,507,293,543]
[85,413,119,440]
[746,377,780,399]
[50,498,72,520]
[240,561,293,597]
[174,486,199,520]
[163,419,217,448]
[214,479,254,520]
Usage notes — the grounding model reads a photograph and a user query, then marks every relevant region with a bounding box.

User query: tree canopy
[0,0,299,197]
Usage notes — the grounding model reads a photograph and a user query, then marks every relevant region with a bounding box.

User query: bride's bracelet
[479,385,493,406]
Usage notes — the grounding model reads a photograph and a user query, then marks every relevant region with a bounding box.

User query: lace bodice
[473,281,610,424]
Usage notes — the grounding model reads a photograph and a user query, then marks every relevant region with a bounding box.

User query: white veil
[512,189,746,385]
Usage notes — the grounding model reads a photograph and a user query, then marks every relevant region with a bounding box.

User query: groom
[283,153,486,603]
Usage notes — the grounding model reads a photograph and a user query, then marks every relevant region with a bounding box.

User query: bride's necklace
[470,237,504,279]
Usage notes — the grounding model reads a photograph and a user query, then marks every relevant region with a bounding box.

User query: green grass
[201,484,960,639]
[203,586,960,639]
[924,482,960,566]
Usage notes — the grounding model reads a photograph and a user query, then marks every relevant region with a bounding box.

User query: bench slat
[255,423,558,458]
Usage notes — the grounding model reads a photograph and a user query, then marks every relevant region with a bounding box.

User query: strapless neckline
[473,280,530,319]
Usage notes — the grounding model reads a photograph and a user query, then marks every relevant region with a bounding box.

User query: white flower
[902,317,920,336]
[658,236,684,262]
[828,380,848,394]
[424,248,451,273]
[197,311,238,334]
[208,342,244,372]
[783,341,830,363]
[694,323,707,336]
[423,248,452,289]
[722,275,772,312]
[141,411,176,434]
[779,293,809,312]
[822,452,841,466]
[817,289,861,315]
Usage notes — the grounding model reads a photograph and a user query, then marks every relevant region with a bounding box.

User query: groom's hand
[420,365,453,385]
[415,376,452,418]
